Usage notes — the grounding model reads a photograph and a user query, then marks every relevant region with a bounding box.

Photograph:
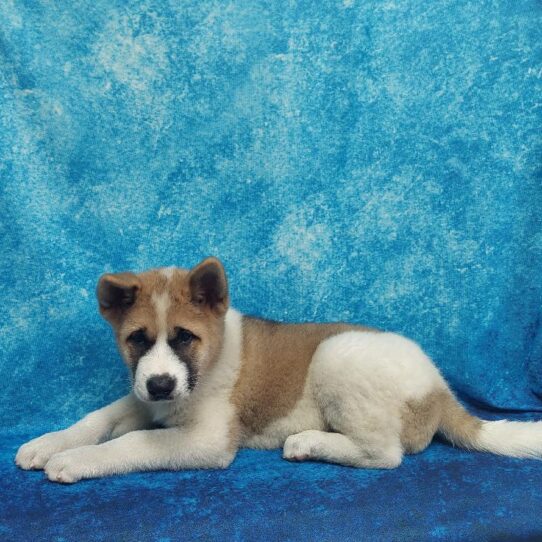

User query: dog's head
[96,257,229,403]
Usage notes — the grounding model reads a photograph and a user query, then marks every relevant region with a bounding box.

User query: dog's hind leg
[282,345,404,469]
[283,429,402,468]
[286,330,446,469]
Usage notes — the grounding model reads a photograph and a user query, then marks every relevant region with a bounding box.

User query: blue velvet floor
[2,417,542,541]
[1,0,541,539]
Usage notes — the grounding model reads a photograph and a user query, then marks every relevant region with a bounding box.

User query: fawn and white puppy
[16,257,542,483]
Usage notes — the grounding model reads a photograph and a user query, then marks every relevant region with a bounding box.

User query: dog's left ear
[188,257,229,315]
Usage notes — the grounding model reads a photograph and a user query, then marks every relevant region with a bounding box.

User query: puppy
[16,257,542,483]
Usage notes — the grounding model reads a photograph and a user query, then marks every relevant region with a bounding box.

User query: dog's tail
[438,391,542,458]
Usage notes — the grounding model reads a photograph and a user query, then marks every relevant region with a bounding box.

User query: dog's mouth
[133,384,188,404]
[134,390,179,403]
[149,394,175,402]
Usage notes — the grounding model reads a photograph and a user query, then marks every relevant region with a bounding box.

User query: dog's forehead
[124,267,206,330]
[116,268,183,330]
[137,267,190,298]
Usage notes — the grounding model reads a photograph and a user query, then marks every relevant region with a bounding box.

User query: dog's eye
[170,327,195,345]
[127,329,151,346]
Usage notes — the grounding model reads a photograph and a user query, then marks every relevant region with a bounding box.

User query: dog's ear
[188,257,229,315]
[96,272,141,321]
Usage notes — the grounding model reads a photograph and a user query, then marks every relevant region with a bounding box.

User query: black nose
[146,374,176,400]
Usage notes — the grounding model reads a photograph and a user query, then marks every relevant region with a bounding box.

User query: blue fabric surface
[0,0,541,540]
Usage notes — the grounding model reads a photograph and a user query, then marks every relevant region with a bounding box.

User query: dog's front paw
[15,431,68,470]
[44,446,100,484]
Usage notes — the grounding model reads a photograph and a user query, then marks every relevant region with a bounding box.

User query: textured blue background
[1,0,541,540]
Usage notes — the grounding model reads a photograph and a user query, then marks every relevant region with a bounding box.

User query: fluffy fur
[15,258,542,483]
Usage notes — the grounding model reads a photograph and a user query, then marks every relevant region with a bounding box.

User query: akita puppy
[16,258,542,483]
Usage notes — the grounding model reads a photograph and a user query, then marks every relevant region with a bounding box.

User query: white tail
[438,392,542,459]
[475,419,542,458]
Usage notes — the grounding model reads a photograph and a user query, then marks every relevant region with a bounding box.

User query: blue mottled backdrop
[1,1,541,540]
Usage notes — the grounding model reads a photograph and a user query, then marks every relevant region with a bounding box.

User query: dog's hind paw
[283,432,317,462]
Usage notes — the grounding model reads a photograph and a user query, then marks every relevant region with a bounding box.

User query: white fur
[15,395,152,471]
[160,266,176,281]
[133,291,190,402]
[283,430,402,469]
[297,331,446,467]
[23,308,244,483]
[133,339,190,402]
[475,420,542,458]
[16,301,542,483]
[311,331,446,404]
[152,291,170,331]
[249,331,447,463]
[147,308,243,429]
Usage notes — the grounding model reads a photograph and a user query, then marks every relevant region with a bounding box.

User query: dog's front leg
[15,394,152,470]
[43,426,236,483]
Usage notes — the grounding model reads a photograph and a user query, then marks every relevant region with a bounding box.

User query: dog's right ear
[96,272,141,322]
